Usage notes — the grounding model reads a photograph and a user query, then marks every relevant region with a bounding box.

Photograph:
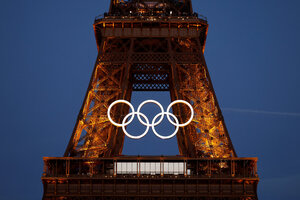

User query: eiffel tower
[42,1,259,199]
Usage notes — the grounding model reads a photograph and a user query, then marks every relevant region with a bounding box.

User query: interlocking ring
[107,100,194,140]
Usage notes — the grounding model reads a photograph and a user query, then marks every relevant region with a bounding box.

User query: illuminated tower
[42,1,259,199]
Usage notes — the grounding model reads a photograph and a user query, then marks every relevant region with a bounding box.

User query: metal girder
[64,38,133,157]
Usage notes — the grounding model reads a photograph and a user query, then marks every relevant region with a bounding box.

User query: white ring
[137,100,165,126]
[152,112,179,139]
[122,112,149,139]
[166,100,194,127]
[107,100,135,127]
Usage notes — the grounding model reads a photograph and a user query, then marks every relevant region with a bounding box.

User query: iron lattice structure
[42,1,259,199]
[64,0,236,159]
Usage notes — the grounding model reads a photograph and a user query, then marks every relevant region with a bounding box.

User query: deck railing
[43,156,258,179]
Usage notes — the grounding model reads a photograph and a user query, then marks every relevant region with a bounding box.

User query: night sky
[1,0,300,199]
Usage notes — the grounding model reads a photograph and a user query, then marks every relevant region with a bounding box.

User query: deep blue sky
[0,0,300,199]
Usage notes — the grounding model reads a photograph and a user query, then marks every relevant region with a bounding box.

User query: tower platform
[42,156,258,199]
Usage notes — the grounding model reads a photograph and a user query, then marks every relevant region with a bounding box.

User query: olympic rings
[107,100,194,140]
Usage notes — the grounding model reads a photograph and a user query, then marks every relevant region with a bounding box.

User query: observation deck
[42,156,258,199]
